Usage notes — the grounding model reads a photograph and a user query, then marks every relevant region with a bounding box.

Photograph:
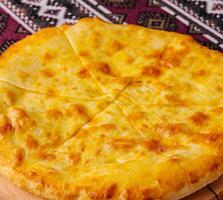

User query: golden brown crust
[0,17,222,200]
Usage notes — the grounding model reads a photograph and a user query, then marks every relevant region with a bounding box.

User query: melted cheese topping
[0,27,110,101]
[0,82,108,167]
[61,18,176,96]
[0,18,222,200]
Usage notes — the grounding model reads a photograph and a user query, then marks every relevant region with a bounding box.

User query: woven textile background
[0,0,223,54]
[0,0,223,199]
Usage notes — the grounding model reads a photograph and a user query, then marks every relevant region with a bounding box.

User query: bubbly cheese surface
[0,18,222,200]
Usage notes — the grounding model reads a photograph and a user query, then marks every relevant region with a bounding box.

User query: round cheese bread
[0,18,222,200]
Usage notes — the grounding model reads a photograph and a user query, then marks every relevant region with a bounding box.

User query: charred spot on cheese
[122,188,152,200]
[40,68,55,78]
[155,82,171,91]
[207,134,223,143]
[122,188,137,200]
[66,104,88,118]
[192,133,223,145]
[42,51,56,61]
[142,67,162,77]
[153,50,163,59]
[110,138,136,150]
[39,152,56,161]
[89,183,117,199]
[155,123,184,136]
[26,135,38,149]
[212,107,223,113]
[46,109,63,120]
[65,192,80,200]
[102,184,117,199]
[8,107,34,130]
[100,123,116,131]
[141,188,153,200]
[165,94,185,106]
[77,68,90,79]
[52,134,61,146]
[79,50,91,57]
[43,131,63,147]
[25,171,38,179]
[79,141,85,152]
[144,139,166,154]
[186,171,199,184]
[210,162,219,172]
[10,107,28,119]
[127,111,146,121]
[14,148,24,167]
[19,71,29,81]
[192,69,208,77]
[98,63,112,75]
[99,134,106,139]
[130,80,143,87]
[0,116,14,136]
[75,129,89,139]
[160,44,189,68]
[2,90,16,106]
[0,122,13,136]
[125,55,134,64]
[89,31,101,48]
[111,40,125,51]
[69,153,81,164]
[46,88,56,96]
[143,50,162,60]
[24,171,45,186]
[216,84,223,93]
[95,149,102,156]
[190,112,209,126]
[105,40,125,56]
